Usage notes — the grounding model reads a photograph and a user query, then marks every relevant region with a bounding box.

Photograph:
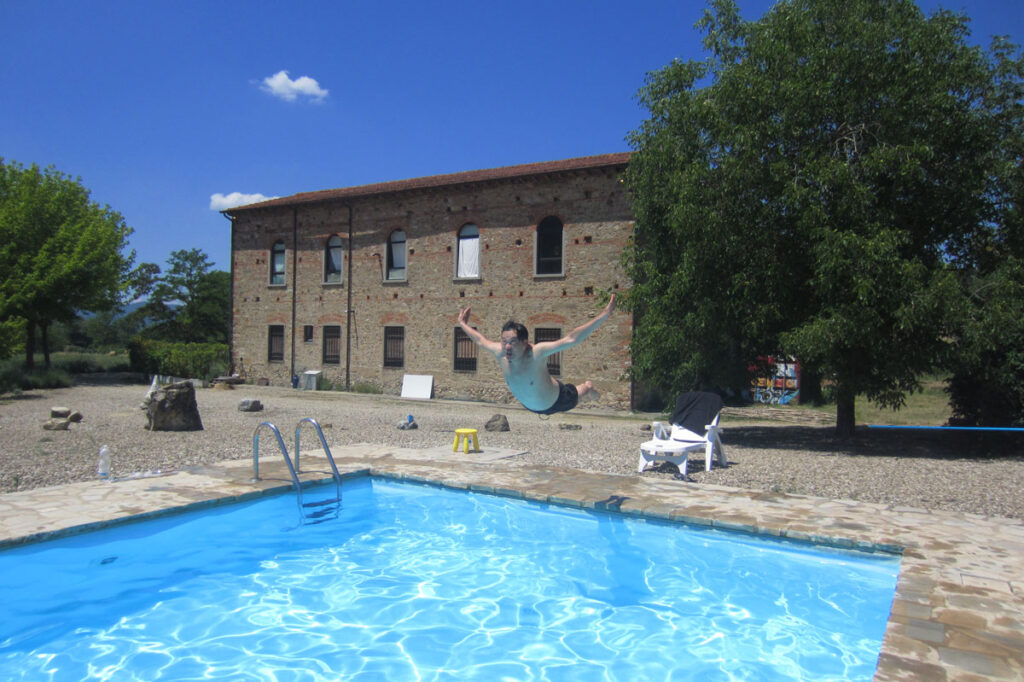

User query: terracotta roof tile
[222,152,631,214]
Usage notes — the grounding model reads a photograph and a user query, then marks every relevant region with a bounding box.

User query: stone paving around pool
[0,443,1021,681]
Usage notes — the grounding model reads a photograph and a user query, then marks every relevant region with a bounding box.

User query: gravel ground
[3,378,1023,520]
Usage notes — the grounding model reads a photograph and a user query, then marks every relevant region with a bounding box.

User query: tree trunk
[24,320,36,370]
[40,322,51,369]
[835,380,856,439]
[798,364,823,405]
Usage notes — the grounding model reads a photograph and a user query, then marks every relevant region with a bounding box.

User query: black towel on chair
[669,392,723,434]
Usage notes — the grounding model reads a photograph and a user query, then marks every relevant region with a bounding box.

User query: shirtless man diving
[457,294,616,415]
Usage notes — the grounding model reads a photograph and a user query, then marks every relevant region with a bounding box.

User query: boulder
[140,376,160,411]
[145,381,204,431]
[42,418,71,431]
[558,423,583,430]
[485,414,510,432]
[68,411,83,423]
[50,407,71,419]
[238,398,263,412]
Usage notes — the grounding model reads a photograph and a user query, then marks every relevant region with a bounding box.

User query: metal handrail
[252,421,304,512]
[295,417,343,504]
[250,419,343,522]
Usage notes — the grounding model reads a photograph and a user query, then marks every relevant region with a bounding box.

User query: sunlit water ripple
[0,478,899,680]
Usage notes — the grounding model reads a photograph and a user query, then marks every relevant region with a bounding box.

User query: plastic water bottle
[97,445,111,479]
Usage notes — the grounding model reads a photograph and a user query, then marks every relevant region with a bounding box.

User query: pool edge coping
[1,448,1022,680]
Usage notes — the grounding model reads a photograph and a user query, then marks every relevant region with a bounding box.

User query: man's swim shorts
[531,381,579,415]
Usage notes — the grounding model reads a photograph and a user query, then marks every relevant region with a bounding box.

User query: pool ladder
[251,418,343,523]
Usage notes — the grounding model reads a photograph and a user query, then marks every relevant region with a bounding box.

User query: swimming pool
[0,477,899,680]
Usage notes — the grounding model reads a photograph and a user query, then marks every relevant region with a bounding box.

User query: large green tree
[626,0,1022,436]
[136,248,230,344]
[0,161,135,367]
[945,36,1024,427]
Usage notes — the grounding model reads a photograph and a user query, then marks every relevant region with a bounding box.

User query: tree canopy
[626,0,1023,435]
[134,248,230,344]
[0,160,135,367]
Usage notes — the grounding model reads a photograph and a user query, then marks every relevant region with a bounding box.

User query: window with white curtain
[456,223,479,278]
[324,235,343,284]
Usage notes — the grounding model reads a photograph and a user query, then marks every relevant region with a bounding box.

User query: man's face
[500,331,525,359]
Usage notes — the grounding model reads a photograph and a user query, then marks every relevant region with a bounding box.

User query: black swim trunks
[531,381,579,415]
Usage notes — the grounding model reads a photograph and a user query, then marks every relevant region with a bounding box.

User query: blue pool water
[0,478,899,681]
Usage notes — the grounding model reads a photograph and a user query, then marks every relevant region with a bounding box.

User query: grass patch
[797,375,952,426]
[0,351,132,395]
[349,382,383,394]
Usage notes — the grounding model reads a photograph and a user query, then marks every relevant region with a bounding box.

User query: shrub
[0,359,21,395]
[21,367,73,390]
[0,359,75,393]
[50,351,131,374]
[128,339,230,381]
[350,382,382,394]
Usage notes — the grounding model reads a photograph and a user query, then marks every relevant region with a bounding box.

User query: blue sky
[2,1,1021,273]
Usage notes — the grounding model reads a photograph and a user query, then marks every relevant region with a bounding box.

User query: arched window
[535,216,563,275]
[324,235,343,284]
[269,240,286,285]
[386,230,406,280]
[456,223,479,278]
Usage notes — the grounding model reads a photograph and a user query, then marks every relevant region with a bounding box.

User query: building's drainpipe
[290,207,298,383]
[343,203,354,390]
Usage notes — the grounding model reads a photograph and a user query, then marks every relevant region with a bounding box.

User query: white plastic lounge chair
[638,392,725,476]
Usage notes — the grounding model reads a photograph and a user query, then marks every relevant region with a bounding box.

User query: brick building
[223,152,635,409]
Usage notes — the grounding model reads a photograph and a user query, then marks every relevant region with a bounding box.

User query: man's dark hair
[501,320,528,342]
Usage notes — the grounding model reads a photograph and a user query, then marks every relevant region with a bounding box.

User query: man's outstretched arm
[533,294,616,357]
[458,307,502,356]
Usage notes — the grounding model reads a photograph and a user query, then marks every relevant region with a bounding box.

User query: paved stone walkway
[1,443,1021,681]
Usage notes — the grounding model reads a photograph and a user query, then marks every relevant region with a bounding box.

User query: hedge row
[128,339,229,380]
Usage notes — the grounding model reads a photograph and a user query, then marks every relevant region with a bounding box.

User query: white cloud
[260,70,328,102]
[209,192,277,211]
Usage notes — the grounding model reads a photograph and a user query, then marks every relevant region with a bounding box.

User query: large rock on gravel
[238,399,263,412]
[145,381,203,432]
[485,414,510,432]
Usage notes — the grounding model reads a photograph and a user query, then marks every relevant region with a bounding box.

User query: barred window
[268,325,285,363]
[384,326,404,368]
[453,327,477,371]
[323,326,341,364]
[534,327,562,376]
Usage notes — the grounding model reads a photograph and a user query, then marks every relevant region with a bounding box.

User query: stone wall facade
[226,153,635,409]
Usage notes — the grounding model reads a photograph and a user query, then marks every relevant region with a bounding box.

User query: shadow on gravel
[725,425,1024,460]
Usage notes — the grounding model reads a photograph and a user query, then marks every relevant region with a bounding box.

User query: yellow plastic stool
[452,428,479,454]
